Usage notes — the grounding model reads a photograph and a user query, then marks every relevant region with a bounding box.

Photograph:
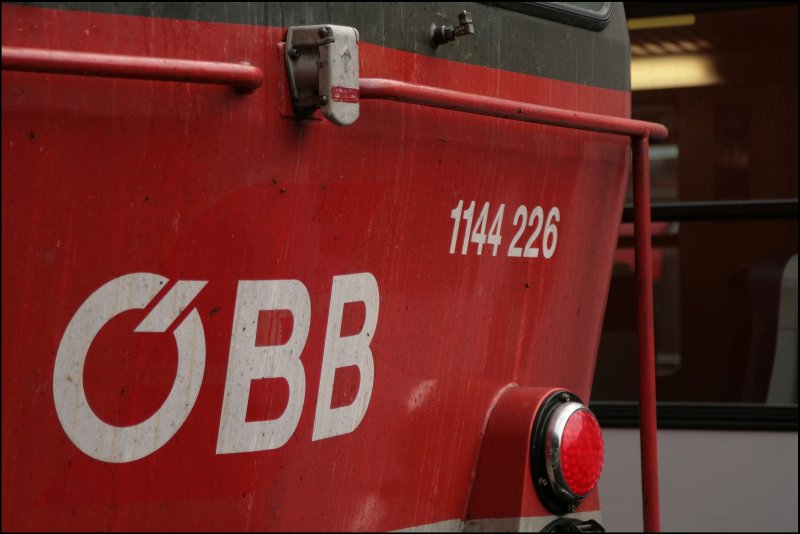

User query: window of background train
[485,2,614,30]
[591,3,798,430]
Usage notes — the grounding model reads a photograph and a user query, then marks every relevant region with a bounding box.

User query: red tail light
[531,391,604,514]
[558,406,604,496]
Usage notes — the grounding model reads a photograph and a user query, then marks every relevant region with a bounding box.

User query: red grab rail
[632,136,660,533]
[1,46,263,92]
[359,77,665,532]
[359,78,668,141]
[1,47,664,529]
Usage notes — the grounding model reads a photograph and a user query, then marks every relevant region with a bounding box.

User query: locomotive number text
[449,199,560,259]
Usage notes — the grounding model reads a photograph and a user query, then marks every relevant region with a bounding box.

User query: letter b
[312,272,379,441]
[216,280,310,454]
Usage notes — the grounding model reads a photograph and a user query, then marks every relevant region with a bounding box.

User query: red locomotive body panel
[2,3,634,530]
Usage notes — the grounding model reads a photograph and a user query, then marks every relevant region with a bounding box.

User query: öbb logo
[53,272,378,463]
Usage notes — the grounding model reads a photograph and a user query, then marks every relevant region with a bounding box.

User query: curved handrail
[359,77,668,141]
[1,46,263,92]
[2,49,665,529]
[360,76,665,532]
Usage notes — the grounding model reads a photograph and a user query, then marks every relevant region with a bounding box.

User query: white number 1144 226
[449,200,560,259]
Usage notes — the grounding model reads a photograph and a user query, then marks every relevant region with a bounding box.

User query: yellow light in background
[631,54,723,91]
[628,14,696,31]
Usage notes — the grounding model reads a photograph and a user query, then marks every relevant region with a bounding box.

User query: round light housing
[545,402,604,499]
[531,391,604,514]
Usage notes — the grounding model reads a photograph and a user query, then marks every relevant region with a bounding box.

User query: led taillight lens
[558,407,604,497]
[532,391,604,514]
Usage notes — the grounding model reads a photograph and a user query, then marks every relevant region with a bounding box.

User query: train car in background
[2,2,666,531]
[594,4,798,531]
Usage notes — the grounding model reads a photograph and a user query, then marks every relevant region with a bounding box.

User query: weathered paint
[3,3,632,531]
[6,1,632,91]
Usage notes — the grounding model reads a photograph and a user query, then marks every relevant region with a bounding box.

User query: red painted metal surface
[360,84,664,532]
[1,46,264,91]
[360,78,668,141]
[633,137,661,532]
[465,387,605,528]
[2,3,663,531]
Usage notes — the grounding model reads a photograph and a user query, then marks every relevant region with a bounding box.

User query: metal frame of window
[621,198,798,223]
[484,2,614,31]
[605,197,798,431]
[591,402,798,431]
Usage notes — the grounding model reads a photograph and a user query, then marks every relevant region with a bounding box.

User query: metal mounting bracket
[284,24,360,126]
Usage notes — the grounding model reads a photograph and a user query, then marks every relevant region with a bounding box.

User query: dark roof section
[6,2,632,92]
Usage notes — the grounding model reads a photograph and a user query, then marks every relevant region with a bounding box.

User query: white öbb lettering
[53,272,379,463]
